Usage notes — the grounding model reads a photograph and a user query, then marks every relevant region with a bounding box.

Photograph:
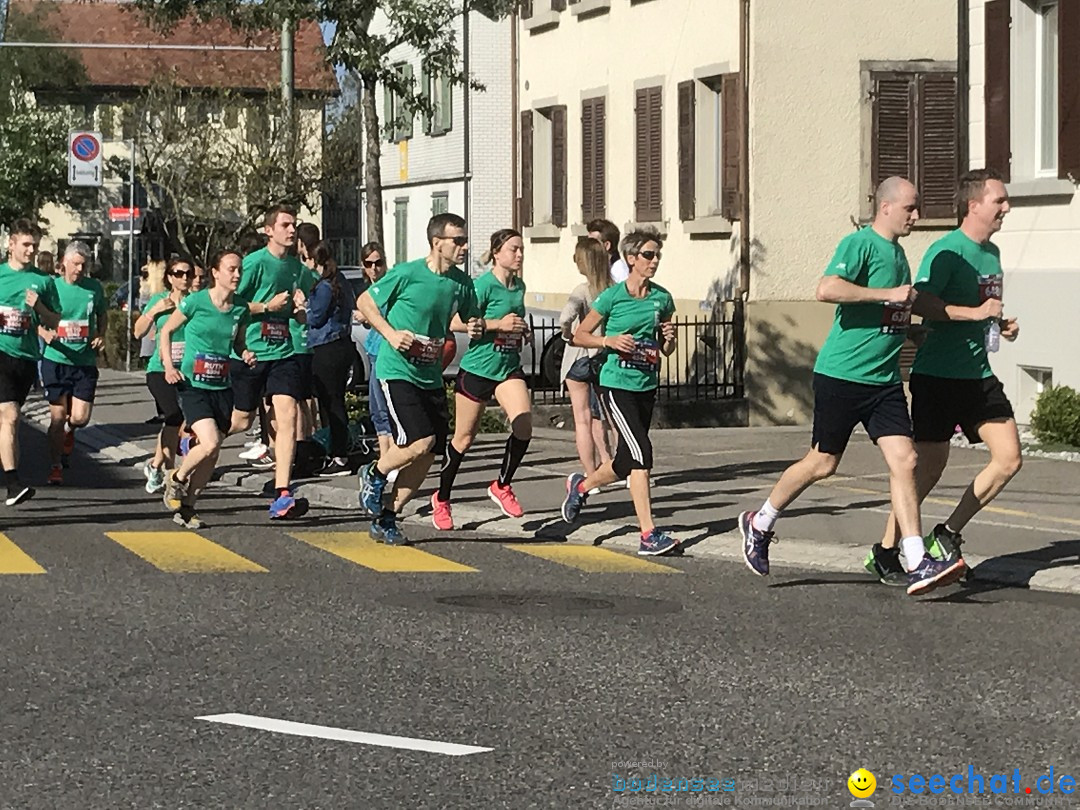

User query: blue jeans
[367,354,391,436]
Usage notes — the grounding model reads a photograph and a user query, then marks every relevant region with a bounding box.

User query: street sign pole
[126,139,135,373]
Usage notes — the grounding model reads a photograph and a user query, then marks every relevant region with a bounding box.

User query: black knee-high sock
[437,442,466,502]
[498,434,530,487]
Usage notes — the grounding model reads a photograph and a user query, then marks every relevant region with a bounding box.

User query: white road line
[196,713,494,756]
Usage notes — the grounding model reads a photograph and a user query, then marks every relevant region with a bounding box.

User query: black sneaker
[863,543,908,586]
[318,458,351,477]
[926,523,963,562]
[5,485,34,506]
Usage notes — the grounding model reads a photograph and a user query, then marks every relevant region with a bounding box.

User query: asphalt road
[2,425,1080,809]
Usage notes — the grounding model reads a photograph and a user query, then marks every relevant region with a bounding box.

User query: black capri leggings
[311,336,354,458]
[601,387,656,478]
[146,371,184,427]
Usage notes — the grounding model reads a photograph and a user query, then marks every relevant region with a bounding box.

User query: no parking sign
[68,131,103,187]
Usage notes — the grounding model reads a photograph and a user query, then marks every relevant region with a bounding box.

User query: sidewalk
[30,369,1080,596]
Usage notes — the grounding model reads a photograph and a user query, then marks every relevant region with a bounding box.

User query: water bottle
[985,319,1001,353]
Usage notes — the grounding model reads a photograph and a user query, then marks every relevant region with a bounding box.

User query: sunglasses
[362,258,385,268]
[169,269,195,278]
[139,271,149,279]
[638,250,662,261]
[443,235,469,247]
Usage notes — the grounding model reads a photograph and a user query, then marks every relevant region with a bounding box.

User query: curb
[24,405,1080,597]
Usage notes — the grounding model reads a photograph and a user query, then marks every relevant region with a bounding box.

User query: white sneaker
[239,442,269,461]
[243,440,259,448]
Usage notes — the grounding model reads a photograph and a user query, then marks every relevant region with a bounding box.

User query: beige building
[517,0,959,424]
[968,0,1080,423]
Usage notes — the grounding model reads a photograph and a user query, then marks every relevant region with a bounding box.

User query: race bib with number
[493,333,523,354]
[979,275,1003,303]
[405,335,444,366]
[57,319,90,344]
[0,306,30,336]
[192,352,230,385]
[261,320,290,344]
[170,341,185,365]
[880,303,911,335]
[619,339,660,371]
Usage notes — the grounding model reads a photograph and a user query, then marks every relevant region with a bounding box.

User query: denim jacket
[306,277,353,349]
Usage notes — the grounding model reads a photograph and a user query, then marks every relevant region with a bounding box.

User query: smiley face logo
[848,768,876,799]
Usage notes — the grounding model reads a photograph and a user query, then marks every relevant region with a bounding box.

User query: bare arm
[816,276,914,305]
[571,308,636,354]
[159,308,188,382]
[357,290,413,352]
[912,290,1003,322]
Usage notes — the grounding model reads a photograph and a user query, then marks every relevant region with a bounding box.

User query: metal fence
[525,302,745,405]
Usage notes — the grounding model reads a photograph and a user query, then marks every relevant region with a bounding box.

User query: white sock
[752,500,781,533]
[900,536,925,572]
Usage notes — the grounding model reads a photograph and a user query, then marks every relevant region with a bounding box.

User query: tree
[133,0,520,247]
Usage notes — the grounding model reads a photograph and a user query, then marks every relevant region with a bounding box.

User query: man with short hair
[869,169,1020,575]
[40,241,106,484]
[229,205,308,519]
[0,219,61,505]
[356,213,484,545]
[587,218,629,283]
[737,177,966,596]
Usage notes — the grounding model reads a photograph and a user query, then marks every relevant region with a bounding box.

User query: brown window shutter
[647,87,663,221]
[520,110,533,227]
[677,80,696,221]
[593,97,606,219]
[721,72,742,221]
[551,0,567,10]
[581,98,595,222]
[521,0,532,19]
[872,73,915,191]
[984,0,1011,182]
[635,86,662,223]
[551,105,568,227]
[635,88,648,222]
[917,72,958,219]
[1060,0,1080,180]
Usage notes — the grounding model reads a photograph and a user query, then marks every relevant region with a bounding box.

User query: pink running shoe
[431,492,454,531]
[488,481,524,518]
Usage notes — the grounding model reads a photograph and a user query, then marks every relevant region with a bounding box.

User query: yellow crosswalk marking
[288,532,477,573]
[105,532,267,573]
[506,544,680,574]
[0,533,45,574]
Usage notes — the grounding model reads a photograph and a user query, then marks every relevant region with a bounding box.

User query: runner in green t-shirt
[432,229,533,529]
[0,219,61,506]
[133,257,195,494]
[875,168,1021,572]
[39,243,106,484]
[736,177,965,595]
[158,249,255,528]
[356,212,484,545]
[560,228,681,557]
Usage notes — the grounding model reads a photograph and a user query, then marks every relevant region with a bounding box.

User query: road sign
[68,131,103,187]
[108,206,142,236]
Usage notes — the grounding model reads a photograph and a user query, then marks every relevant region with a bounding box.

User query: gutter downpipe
[957,0,969,224]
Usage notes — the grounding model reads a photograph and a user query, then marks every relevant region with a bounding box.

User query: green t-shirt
[459,271,527,382]
[178,289,251,391]
[911,229,1002,380]
[592,281,675,392]
[144,291,187,374]
[0,263,57,361]
[813,227,912,386]
[369,258,479,390]
[234,247,303,361]
[291,265,319,356]
[42,276,106,366]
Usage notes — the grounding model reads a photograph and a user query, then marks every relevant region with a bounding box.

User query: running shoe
[358,461,387,516]
[561,473,588,523]
[4,485,34,506]
[863,543,908,587]
[639,529,680,556]
[163,470,188,512]
[739,510,775,576]
[431,493,454,531]
[239,442,269,461]
[47,465,63,486]
[925,523,963,562]
[369,512,409,545]
[269,489,299,519]
[318,457,351,477]
[144,461,165,494]
[488,481,524,518]
[907,554,967,596]
[173,507,204,529]
[251,453,274,469]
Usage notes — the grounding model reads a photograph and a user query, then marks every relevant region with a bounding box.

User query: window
[422,64,452,136]
[867,65,958,220]
[384,63,414,143]
[634,86,663,222]
[394,198,409,266]
[581,96,606,222]
[679,74,742,222]
[431,192,449,216]
[519,105,567,228]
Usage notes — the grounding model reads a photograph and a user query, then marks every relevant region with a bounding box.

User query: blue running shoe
[739,510,775,576]
[358,461,387,516]
[561,473,588,523]
[369,512,409,546]
[268,489,297,520]
[907,554,966,596]
[639,529,680,556]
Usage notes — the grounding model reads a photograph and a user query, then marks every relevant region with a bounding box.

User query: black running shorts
[382,379,450,456]
[601,386,656,478]
[178,383,234,434]
[146,372,184,427]
[0,352,37,406]
[811,373,913,456]
[232,355,304,412]
[454,368,526,403]
[909,373,1014,444]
